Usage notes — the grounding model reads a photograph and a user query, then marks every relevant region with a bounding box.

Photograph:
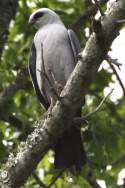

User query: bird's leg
[37,67,61,103]
[48,69,63,95]
[47,97,55,117]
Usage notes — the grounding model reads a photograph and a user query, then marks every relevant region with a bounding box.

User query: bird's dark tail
[54,123,86,170]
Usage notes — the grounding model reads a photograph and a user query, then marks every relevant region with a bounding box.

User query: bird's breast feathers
[34,23,67,47]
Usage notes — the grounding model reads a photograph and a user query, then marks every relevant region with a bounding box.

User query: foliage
[0,0,125,187]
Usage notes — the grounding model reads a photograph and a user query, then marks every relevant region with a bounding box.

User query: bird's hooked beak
[28,17,35,25]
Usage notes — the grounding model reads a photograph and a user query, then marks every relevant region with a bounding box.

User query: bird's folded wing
[68,29,81,63]
[28,42,49,109]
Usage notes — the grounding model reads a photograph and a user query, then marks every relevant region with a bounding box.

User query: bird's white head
[28,8,61,29]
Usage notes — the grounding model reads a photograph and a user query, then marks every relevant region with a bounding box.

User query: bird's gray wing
[68,29,81,63]
[28,42,49,109]
[68,29,85,106]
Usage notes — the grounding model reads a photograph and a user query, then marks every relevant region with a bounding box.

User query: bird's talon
[47,112,52,118]
[77,53,82,60]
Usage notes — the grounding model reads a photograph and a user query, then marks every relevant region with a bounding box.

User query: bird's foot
[48,69,63,98]
[47,97,55,117]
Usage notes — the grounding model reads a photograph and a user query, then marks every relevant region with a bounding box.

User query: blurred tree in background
[0,0,125,187]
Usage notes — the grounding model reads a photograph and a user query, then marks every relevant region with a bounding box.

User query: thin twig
[47,170,64,188]
[106,55,122,70]
[106,57,125,96]
[93,0,105,16]
[116,19,125,23]
[84,89,113,118]
[33,172,47,188]
[0,67,29,121]
[87,171,101,188]
[73,117,89,126]
[99,153,125,170]
[110,153,125,167]
[74,89,113,124]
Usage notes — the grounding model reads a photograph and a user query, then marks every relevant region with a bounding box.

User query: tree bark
[0,0,125,187]
[0,0,19,61]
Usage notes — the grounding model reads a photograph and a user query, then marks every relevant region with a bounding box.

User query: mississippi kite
[28,8,86,170]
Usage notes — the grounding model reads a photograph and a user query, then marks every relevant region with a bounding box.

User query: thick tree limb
[0,0,125,187]
[0,0,19,61]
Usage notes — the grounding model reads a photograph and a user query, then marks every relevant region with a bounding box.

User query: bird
[28,8,86,170]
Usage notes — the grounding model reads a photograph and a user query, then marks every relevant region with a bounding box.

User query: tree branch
[0,0,125,187]
[74,89,113,124]
[0,0,19,61]
[47,170,63,188]
[87,171,102,188]
[33,172,47,188]
[84,89,113,119]
[71,0,109,31]
[93,0,105,16]
[107,58,125,96]
[0,67,29,122]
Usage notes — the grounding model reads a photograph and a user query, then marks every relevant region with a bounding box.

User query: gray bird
[28,8,86,170]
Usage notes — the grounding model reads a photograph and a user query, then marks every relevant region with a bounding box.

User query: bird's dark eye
[34,12,44,19]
